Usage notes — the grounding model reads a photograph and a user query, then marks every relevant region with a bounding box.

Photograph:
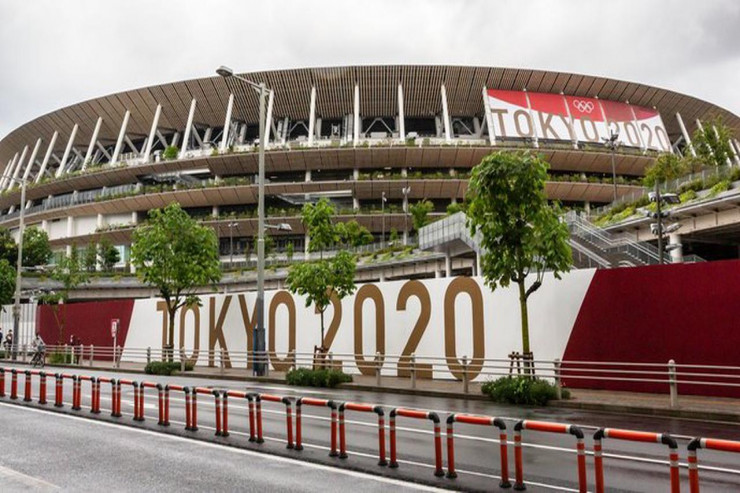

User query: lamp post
[402,186,411,245]
[228,221,238,266]
[8,177,27,360]
[381,191,387,246]
[603,130,620,202]
[217,65,270,376]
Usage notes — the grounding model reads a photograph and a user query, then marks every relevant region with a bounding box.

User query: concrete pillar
[131,211,139,225]
[483,86,495,145]
[676,113,696,157]
[35,131,59,184]
[41,220,49,234]
[22,139,43,182]
[83,117,103,169]
[476,253,482,278]
[397,82,405,140]
[180,98,197,158]
[143,105,162,162]
[0,154,16,191]
[524,89,539,148]
[308,86,317,146]
[110,112,130,165]
[401,167,408,177]
[264,89,274,147]
[669,234,683,263]
[221,94,235,151]
[305,170,311,182]
[212,205,219,218]
[353,83,360,144]
[10,145,30,188]
[435,269,442,279]
[445,252,452,277]
[66,216,74,238]
[96,213,105,229]
[239,123,248,145]
[353,168,359,180]
[441,84,452,142]
[57,124,79,177]
[353,196,359,210]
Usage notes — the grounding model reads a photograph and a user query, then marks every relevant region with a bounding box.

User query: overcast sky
[1,0,738,139]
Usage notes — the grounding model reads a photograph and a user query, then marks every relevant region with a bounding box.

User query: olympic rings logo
[572,100,594,113]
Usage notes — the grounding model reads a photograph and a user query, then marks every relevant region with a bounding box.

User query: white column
[263,90,274,148]
[96,213,105,229]
[10,145,30,188]
[220,94,234,151]
[397,82,405,140]
[22,138,42,182]
[669,234,683,263]
[83,117,103,169]
[482,86,495,145]
[353,83,360,144]
[143,105,162,162]
[733,140,740,165]
[35,131,58,184]
[524,89,539,148]
[41,220,49,234]
[476,253,482,278]
[441,84,452,142]
[56,124,79,178]
[66,216,75,238]
[713,125,734,166]
[445,252,452,277]
[307,86,317,146]
[305,170,311,182]
[0,158,13,191]
[131,211,139,225]
[180,99,197,158]
[110,111,130,165]
[675,113,695,157]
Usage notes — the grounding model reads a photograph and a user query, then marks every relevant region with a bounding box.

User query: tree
[642,153,690,188]
[691,118,735,168]
[337,219,373,247]
[467,151,572,362]
[285,241,294,263]
[0,228,17,265]
[302,198,339,257]
[410,199,434,231]
[0,259,15,307]
[98,237,120,272]
[389,228,399,244]
[42,247,90,343]
[84,241,98,272]
[22,227,52,268]
[131,203,222,359]
[286,250,356,348]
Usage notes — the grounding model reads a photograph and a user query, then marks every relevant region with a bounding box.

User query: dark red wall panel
[563,260,740,397]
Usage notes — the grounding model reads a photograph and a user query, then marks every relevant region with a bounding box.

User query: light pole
[217,65,270,376]
[381,191,387,246]
[402,186,411,245]
[603,130,620,202]
[8,177,27,360]
[228,221,238,266]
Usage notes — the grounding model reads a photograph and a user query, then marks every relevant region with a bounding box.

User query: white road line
[0,402,442,492]
[0,463,59,490]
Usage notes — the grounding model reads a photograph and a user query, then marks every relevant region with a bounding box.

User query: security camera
[664,223,681,234]
[663,193,680,204]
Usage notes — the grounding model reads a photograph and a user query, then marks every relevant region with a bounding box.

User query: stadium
[1,64,740,275]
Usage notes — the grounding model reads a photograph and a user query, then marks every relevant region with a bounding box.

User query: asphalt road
[1,363,740,492]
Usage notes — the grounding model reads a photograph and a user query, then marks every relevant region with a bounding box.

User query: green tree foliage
[642,153,690,187]
[446,201,466,216]
[84,241,98,273]
[0,228,17,265]
[410,199,434,231]
[131,203,222,358]
[389,228,399,243]
[22,227,52,268]
[285,241,294,263]
[692,118,734,168]
[336,219,374,247]
[98,237,120,272]
[286,250,356,348]
[302,198,339,257]
[467,151,572,357]
[0,259,15,307]
[42,247,90,343]
[162,146,179,160]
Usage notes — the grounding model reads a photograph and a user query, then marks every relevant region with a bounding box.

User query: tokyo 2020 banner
[486,89,671,152]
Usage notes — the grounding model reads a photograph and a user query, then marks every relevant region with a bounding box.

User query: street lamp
[217,65,271,376]
[647,188,680,264]
[7,177,27,360]
[603,130,621,202]
[381,191,387,246]
[402,186,411,245]
[227,221,238,266]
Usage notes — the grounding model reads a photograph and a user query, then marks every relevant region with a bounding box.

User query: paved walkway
[7,359,740,421]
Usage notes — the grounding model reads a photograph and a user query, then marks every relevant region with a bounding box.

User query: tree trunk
[517,279,532,374]
[167,306,176,363]
[320,308,325,349]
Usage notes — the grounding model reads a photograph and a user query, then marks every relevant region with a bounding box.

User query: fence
[2,364,738,491]
[4,346,740,401]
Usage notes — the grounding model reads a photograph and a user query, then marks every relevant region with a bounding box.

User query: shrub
[144,360,194,375]
[286,368,352,388]
[481,376,560,406]
[162,146,179,160]
[707,179,730,198]
[679,189,697,203]
[48,351,74,365]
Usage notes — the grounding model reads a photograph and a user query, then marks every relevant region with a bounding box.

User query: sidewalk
[9,359,740,422]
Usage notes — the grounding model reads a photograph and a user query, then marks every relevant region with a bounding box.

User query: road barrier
[389,408,444,477]
[77,375,95,411]
[445,413,509,487]
[295,397,337,454]
[90,377,100,413]
[23,370,32,402]
[96,376,116,416]
[118,379,137,419]
[38,371,47,405]
[688,437,740,493]
[10,368,18,399]
[254,394,294,448]
[593,428,679,493]
[0,368,4,397]
[138,381,157,422]
[166,384,190,428]
[513,420,586,492]
[337,402,387,466]
[223,390,255,440]
[156,384,169,425]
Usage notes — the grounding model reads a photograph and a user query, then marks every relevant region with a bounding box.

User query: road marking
[0,402,442,492]
[0,463,59,491]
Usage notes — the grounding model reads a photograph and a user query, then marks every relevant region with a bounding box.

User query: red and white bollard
[445,413,509,487]
[38,371,47,405]
[10,369,18,400]
[389,408,444,477]
[0,367,5,397]
[54,373,63,407]
[337,402,387,466]
[23,370,32,402]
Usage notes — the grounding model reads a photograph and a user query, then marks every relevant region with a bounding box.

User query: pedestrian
[4,330,13,353]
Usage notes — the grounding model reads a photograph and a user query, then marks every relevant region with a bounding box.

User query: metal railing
[4,345,738,407]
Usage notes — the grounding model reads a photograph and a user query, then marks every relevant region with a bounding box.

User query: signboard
[111,319,119,338]
[486,89,671,152]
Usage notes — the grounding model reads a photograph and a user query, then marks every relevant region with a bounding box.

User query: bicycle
[30,348,45,368]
